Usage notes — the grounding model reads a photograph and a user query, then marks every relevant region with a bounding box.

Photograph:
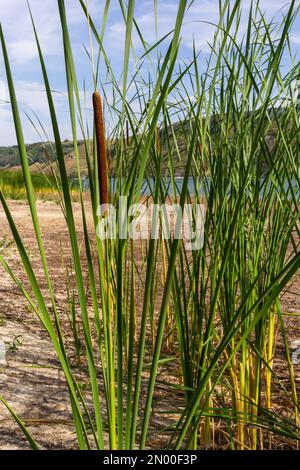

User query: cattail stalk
[126,118,130,147]
[93,91,109,212]
[156,125,160,153]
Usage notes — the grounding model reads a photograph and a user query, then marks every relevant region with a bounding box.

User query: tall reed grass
[0,0,299,450]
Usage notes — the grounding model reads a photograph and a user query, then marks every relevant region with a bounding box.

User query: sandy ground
[0,201,86,449]
[0,199,299,450]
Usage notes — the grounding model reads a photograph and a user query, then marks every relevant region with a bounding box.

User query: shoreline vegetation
[0,0,299,451]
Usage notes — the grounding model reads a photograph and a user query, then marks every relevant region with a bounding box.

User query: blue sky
[0,0,300,146]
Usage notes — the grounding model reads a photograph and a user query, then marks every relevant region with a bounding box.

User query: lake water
[76,176,299,197]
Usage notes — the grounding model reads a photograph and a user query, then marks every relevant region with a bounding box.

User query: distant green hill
[0,140,75,169]
[0,115,292,178]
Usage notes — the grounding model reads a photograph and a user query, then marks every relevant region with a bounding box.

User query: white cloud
[0,80,65,145]
[290,33,300,45]
[105,0,297,56]
[0,0,60,65]
[9,40,39,65]
[0,0,100,66]
[0,79,95,146]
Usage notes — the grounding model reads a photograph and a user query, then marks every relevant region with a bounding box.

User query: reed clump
[0,0,299,451]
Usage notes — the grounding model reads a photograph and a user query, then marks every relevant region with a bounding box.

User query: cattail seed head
[156,126,160,153]
[126,118,130,147]
[93,91,109,213]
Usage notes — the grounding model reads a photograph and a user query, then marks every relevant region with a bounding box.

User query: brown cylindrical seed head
[156,126,160,153]
[126,119,130,147]
[93,91,109,213]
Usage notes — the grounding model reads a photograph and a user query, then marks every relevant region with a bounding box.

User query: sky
[0,0,300,146]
